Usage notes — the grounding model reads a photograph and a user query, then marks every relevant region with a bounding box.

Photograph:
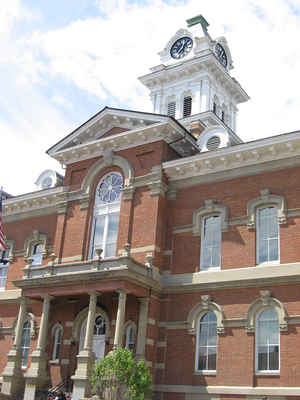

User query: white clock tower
[139,15,249,152]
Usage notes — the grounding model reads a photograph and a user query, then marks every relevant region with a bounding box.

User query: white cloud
[3,0,300,195]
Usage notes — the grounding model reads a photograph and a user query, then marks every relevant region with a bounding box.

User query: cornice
[3,187,68,222]
[163,129,300,188]
[139,52,249,103]
[2,166,170,221]
[51,121,196,165]
[48,108,170,156]
[161,262,300,293]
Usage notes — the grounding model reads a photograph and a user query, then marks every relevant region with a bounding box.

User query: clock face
[170,37,193,59]
[42,177,52,189]
[215,43,227,68]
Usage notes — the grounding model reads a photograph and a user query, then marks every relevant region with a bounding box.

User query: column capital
[138,297,150,305]
[87,290,101,297]
[116,288,130,295]
[41,295,54,302]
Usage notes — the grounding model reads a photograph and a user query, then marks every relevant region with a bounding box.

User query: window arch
[124,321,136,351]
[0,248,10,289]
[21,320,31,368]
[89,172,123,259]
[195,312,217,372]
[52,324,63,361]
[256,308,280,373]
[200,215,221,270]
[31,243,43,266]
[256,206,279,264]
[193,200,228,271]
[247,189,287,265]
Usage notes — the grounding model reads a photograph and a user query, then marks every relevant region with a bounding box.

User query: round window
[206,136,221,151]
[97,173,123,203]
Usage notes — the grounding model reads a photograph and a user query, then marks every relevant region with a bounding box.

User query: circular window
[206,136,221,151]
[97,173,123,204]
[41,177,53,189]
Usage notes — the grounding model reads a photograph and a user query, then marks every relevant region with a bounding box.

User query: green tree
[91,347,152,400]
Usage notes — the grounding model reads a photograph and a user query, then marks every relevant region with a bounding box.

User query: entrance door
[80,314,106,360]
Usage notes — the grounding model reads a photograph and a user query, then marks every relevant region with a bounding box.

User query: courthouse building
[2,14,300,400]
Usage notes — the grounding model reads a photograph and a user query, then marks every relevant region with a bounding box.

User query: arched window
[31,243,43,266]
[196,312,217,372]
[52,325,63,361]
[125,324,135,351]
[257,206,279,264]
[200,215,221,270]
[90,172,123,259]
[21,320,31,368]
[80,314,106,360]
[0,248,9,289]
[256,308,279,372]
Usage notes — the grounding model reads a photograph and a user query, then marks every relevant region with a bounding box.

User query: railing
[21,249,160,283]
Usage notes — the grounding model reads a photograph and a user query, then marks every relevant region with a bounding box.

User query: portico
[1,252,157,399]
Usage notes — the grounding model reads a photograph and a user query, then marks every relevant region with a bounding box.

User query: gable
[101,127,129,139]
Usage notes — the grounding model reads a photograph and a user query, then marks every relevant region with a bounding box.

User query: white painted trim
[154,384,300,395]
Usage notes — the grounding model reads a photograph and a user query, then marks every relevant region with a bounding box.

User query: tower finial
[186,14,209,33]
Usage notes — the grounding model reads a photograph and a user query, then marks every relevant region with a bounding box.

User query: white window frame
[0,249,9,290]
[125,324,135,351]
[255,308,280,374]
[195,311,218,373]
[52,325,63,362]
[89,172,123,259]
[21,320,31,368]
[31,243,43,266]
[200,215,221,271]
[256,206,280,265]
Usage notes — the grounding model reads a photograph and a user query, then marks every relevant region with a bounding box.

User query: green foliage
[91,347,152,400]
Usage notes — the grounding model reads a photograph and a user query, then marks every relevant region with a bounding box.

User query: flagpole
[0,186,7,251]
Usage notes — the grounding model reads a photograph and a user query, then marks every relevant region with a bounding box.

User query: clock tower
[139,15,249,152]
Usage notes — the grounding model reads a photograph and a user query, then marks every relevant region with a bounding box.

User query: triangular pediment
[47,107,171,156]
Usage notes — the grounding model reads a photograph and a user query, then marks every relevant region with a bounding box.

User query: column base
[72,349,95,400]
[1,348,25,397]
[23,349,50,400]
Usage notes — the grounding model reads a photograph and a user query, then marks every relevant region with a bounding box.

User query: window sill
[199,267,221,272]
[255,371,280,376]
[257,261,280,267]
[194,370,216,376]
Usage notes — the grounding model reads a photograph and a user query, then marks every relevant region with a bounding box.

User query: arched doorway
[79,314,106,360]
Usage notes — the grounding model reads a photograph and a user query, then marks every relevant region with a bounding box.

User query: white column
[136,297,149,360]
[36,295,52,351]
[191,86,201,115]
[1,298,27,396]
[114,290,128,348]
[72,291,100,400]
[13,298,27,349]
[175,93,181,119]
[84,291,98,351]
[200,79,210,112]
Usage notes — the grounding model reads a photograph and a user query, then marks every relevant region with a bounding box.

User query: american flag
[0,189,7,250]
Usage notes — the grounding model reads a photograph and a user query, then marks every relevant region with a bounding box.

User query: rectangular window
[167,102,176,118]
[200,216,221,270]
[0,249,9,290]
[257,207,279,264]
[91,212,120,258]
[183,96,192,118]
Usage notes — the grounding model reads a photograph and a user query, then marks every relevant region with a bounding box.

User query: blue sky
[2,0,300,195]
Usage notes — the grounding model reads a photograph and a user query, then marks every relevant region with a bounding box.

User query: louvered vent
[206,136,221,151]
[167,102,176,117]
[183,96,192,117]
